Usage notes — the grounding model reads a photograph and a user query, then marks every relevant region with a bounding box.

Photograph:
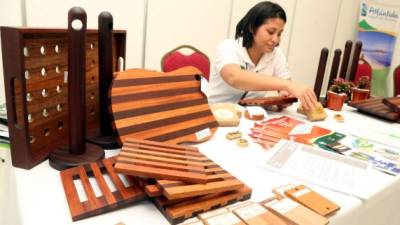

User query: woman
[207,1,317,110]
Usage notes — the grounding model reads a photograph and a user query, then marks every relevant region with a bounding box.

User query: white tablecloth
[7,104,400,225]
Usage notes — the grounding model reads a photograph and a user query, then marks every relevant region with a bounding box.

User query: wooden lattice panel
[110,67,218,145]
[60,156,146,221]
[349,97,400,122]
[154,186,252,224]
[0,27,126,169]
[115,138,215,184]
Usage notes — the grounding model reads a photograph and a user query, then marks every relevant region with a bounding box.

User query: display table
[9,104,400,225]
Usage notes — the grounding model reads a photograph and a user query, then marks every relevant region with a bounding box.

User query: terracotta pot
[327,91,347,111]
[351,88,370,102]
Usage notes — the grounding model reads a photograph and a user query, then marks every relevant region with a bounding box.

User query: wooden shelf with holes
[0,27,126,169]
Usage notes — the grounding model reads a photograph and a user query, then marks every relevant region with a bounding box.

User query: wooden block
[60,156,146,221]
[115,138,211,184]
[299,102,327,121]
[264,198,329,225]
[349,98,400,122]
[244,106,265,121]
[110,67,218,145]
[178,217,204,225]
[284,185,340,216]
[203,212,245,225]
[0,27,126,169]
[154,186,252,224]
[210,103,240,126]
[233,203,290,225]
[383,97,400,114]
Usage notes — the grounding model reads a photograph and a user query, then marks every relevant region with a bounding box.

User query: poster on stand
[357,1,400,96]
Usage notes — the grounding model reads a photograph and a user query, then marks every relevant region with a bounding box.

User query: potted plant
[327,78,354,111]
[352,75,371,102]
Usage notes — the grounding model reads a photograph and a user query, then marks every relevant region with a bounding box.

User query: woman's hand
[286,82,317,110]
[278,90,293,108]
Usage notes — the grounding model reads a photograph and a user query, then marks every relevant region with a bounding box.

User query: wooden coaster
[114,138,211,184]
[236,138,249,147]
[210,103,240,127]
[226,131,242,140]
[60,156,146,221]
[110,67,218,145]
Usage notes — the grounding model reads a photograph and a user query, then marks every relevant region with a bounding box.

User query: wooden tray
[382,97,400,114]
[0,27,126,169]
[349,98,400,122]
[60,156,146,221]
[115,138,214,184]
[110,67,218,145]
[239,96,297,108]
[154,186,252,224]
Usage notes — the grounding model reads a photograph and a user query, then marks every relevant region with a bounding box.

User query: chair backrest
[354,57,372,83]
[394,65,400,96]
[161,45,210,81]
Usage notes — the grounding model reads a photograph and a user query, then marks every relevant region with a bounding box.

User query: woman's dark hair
[235,1,286,48]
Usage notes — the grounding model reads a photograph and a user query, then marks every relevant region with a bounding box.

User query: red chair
[394,65,400,96]
[354,57,372,83]
[161,45,210,81]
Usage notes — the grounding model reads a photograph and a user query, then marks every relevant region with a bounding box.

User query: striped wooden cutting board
[110,66,218,144]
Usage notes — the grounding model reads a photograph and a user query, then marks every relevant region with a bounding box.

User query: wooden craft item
[0,26,125,169]
[348,41,363,82]
[226,131,242,140]
[154,186,252,224]
[239,96,297,108]
[203,212,245,225]
[225,200,254,212]
[236,138,248,147]
[349,98,400,122]
[233,203,290,225]
[49,7,104,170]
[198,208,229,220]
[264,198,329,225]
[314,48,329,99]
[60,156,146,221]
[297,102,327,121]
[110,66,218,145]
[328,49,342,86]
[339,40,353,79]
[272,184,296,200]
[333,114,344,123]
[178,217,203,225]
[382,97,400,114]
[210,103,240,126]
[156,164,244,199]
[284,185,340,216]
[86,11,120,149]
[244,106,265,121]
[114,138,211,183]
